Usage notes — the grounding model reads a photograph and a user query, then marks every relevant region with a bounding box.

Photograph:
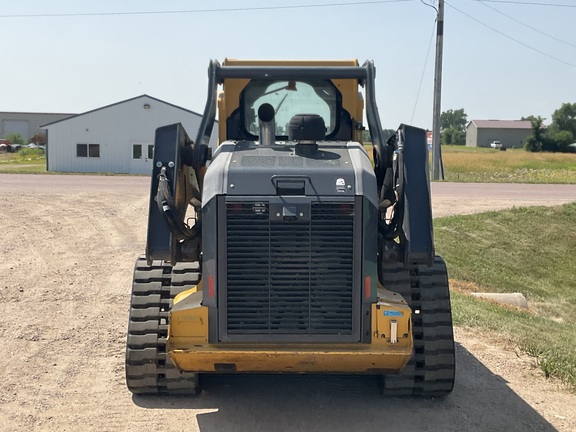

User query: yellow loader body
[167,282,412,374]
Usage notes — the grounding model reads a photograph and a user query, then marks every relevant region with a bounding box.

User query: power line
[445,1,576,68]
[420,0,438,13]
[411,18,437,124]
[1,0,572,19]
[0,0,415,19]
[477,0,576,49]
[473,0,576,7]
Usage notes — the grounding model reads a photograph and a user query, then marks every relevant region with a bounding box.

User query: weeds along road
[0,173,575,432]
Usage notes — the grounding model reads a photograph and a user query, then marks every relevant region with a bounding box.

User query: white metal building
[43,95,217,174]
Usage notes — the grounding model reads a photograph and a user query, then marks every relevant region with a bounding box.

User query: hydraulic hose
[156,166,200,242]
[391,129,406,237]
[379,130,405,241]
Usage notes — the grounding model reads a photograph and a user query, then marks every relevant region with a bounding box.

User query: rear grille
[225,201,356,340]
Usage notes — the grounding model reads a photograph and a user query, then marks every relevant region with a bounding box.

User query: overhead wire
[2,0,573,63]
[472,0,576,7]
[3,0,573,106]
[411,17,437,124]
[420,0,438,13]
[476,0,576,49]
[445,1,576,68]
[408,0,438,124]
[0,0,415,19]
[1,0,573,19]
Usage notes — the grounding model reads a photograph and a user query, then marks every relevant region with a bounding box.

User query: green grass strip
[435,203,576,390]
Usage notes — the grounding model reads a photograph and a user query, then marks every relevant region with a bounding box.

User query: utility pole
[432,0,444,181]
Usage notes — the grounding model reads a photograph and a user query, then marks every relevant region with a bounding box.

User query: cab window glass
[243,80,338,137]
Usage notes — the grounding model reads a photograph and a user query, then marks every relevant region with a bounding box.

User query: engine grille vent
[225,202,356,339]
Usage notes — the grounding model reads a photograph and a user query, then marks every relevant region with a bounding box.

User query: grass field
[362,143,576,184]
[441,145,576,183]
[435,203,576,390]
[0,149,46,174]
[3,144,576,183]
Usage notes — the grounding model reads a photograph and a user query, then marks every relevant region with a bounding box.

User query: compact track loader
[125,59,455,397]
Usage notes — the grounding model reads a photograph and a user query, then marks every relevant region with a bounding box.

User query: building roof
[0,111,76,116]
[468,120,532,130]
[40,94,204,128]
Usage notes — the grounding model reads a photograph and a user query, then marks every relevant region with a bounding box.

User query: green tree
[523,115,546,152]
[524,135,541,152]
[362,129,396,143]
[530,116,545,142]
[451,129,466,145]
[553,130,574,152]
[382,129,395,140]
[523,108,576,153]
[521,114,539,124]
[362,130,370,143]
[541,136,558,152]
[441,129,453,145]
[440,108,467,131]
[3,132,25,145]
[442,128,466,146]
[440,108,467,145]
[550,102,576,138]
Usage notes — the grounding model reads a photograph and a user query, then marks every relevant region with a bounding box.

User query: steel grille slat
[225,201,355,339]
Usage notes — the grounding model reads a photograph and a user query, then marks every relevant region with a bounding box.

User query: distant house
[42,95,218,174]
[466,120,532,149]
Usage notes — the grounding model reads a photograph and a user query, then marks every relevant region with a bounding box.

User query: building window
[89,144,100,158]
[133,144,142,159]
[77,143,100,158]
[133,144,153,159]
[77,144,87,157]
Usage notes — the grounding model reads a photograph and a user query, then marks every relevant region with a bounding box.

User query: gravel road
[0,174,574,432]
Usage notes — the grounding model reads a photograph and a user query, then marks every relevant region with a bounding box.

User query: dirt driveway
[0,174,575,432]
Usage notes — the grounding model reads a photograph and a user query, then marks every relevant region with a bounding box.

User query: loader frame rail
[193,60,387,176]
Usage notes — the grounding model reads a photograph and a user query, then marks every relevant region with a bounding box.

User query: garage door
[2,120,29,140]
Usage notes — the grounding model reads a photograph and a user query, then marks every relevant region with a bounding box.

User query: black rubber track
[125,256,201,395]
[380,256,456,397]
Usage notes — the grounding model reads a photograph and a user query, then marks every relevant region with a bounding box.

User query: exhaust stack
[258,103,276,146]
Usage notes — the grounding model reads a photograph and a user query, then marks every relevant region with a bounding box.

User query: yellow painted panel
[167,290,413,374]
[170,345,411,374]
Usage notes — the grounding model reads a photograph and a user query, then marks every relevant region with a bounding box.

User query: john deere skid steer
[125,59,455,397]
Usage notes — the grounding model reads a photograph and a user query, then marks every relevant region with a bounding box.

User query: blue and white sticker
[383,310,403,317]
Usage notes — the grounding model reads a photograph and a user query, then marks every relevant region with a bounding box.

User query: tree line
[364,103,575,152]
[522,102,576,152]
[438,104,576,152]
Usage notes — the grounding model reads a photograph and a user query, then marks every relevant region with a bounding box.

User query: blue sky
[1,0,574,130]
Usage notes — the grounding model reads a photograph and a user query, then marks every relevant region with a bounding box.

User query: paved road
[431,182,576,217]
[2,174,574,217]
